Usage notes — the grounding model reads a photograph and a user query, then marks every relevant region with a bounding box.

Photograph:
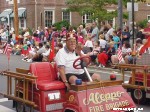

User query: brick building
[0,0,82,30]
[0,0,150,30]
[135,3,150,22]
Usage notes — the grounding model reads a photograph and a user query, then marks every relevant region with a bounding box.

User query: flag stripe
[3,44,8,54]
[117,46,123,63]
[3,43,12,60]
[4,44,12,54]
[49,38,55,62]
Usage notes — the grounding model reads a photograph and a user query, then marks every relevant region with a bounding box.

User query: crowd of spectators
[0,20,150,68]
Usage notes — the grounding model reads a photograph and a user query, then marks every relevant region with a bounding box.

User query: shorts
[128,55,133,61]
[66,72,92,82]
[29,50,36,56]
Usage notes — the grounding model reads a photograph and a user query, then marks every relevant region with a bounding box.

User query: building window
[20,18,24,28]
[62,10,71,23]
[45,10,54,27]
[147,15,150,20]
[10,18,13,28]
[82,13,93,24]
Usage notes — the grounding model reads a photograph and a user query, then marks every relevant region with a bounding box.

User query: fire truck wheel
[131,89,147,104]
[16,102,25,112]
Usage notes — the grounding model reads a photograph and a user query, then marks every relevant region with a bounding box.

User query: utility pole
[118,0,123,30]
[132,0,135,45]
[13,0,19,39]
[35,0,37,30]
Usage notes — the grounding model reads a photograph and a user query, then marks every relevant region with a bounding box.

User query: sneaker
[98,64,102,67]
[101,64,105,68]
[22,57,28,61]
[22,58,26,61]
[24,57,28,60]
[27,59,32,63]
[102,65,105,68]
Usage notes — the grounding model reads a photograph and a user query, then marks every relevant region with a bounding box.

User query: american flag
[117,45,124,63]
[3,43,12,60]
[49,38,55,62]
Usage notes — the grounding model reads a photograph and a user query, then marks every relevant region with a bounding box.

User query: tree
[66,0,118,22]
[122,0,131,7]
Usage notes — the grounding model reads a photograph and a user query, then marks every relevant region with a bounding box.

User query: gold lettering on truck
[83,91,124,105]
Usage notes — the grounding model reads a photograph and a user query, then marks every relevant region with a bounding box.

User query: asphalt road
[0,54,150,112]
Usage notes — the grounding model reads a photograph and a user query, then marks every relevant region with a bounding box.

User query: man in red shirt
[139,20,150,54]
[143,20,150,39]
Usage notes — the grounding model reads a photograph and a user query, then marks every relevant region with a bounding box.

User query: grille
[46,103,63,111]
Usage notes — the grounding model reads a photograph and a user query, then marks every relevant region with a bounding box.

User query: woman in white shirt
[1,29,7,41]
[84,36,93,52]
[99,34,107,50]
[122,42,132,64]
[84,36,93,47]
[87,41,100,65]
[42,45,50,61]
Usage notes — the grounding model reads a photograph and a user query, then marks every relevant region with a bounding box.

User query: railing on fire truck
[119,64,150,90]
[0,68,37,107]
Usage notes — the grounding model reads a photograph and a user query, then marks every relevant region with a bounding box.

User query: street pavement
[0,54,150,112]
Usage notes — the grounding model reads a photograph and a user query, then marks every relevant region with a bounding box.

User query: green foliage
[122,0,145,8]
[19,27,33,36]
[123,12,128,19]
[137,19,148,28]
[53,20,70,30]
[122,0,131,7]
[19,28,23,35]
[28,27,33,36]
[66,0,118,22]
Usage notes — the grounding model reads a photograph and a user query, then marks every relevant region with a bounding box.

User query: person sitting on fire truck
[55,33,101,90]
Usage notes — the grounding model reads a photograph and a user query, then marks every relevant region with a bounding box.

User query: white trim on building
[7,0,20,4]
[82,13,93,24]
[62,8,72,25]
[44,9,55,27]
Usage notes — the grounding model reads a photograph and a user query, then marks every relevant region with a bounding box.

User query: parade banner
[68,85,136,112]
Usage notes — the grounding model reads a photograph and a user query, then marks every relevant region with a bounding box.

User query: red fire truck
[0,56,135,112]
[118,52,150,105]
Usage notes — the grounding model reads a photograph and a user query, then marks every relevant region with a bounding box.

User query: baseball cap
[66,33,76,40]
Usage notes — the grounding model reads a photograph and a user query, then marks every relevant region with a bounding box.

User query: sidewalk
[0,105,15,112]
